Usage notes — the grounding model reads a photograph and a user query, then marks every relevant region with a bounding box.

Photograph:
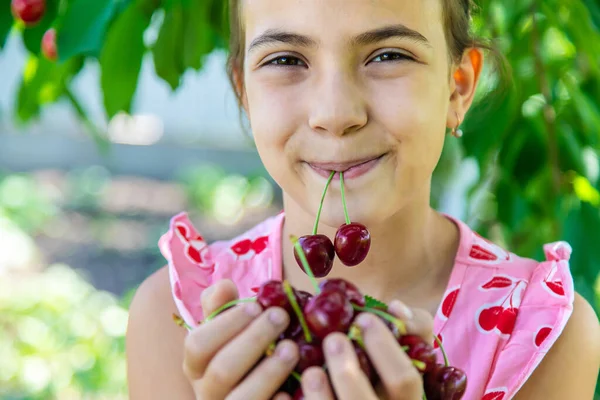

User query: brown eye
[269,56,305,66]
[371,52,413,63]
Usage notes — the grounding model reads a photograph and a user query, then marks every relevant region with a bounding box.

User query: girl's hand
[300,301,434,400]
[182,280,300,400]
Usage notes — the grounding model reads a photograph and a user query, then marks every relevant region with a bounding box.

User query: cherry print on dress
[174,221,210,267]
[469,233,511,264]
[230,236,270,259]
[480,275,515,290]
[482,388,507,400]
[438,286,460,321]
[475,280,526,337]
[433,332,443,349]
[534,326,553,347]
[542,262,565,297]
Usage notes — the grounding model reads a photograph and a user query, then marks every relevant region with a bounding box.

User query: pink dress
[159,211,574,400]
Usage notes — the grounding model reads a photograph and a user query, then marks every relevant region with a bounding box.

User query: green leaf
[100,3,152,118]
[0,0,14,49]
[152,2,185,90]
[56,0,123,61]
[364,295,388,310]
[182,0,216,70]
[21,0,59,55]
[15,55,84,122]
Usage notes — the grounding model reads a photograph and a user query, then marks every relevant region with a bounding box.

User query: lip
[306,153,387,180]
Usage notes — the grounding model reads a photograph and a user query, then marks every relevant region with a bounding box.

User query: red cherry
[354,343,377,383]
[334,223,371,266]
[319,278,365,307]
[11,0,46,26]
[41,28,57,61]
[399,335,437,373]
[292,387,305,400]
[294,235,335,278]
[496,307,518,335]
[304,289,354,339]
[424,364,467,400]
[256,281,291,314]
[295,339,325,373]
[478,306,503,332]
[282,290,313,339]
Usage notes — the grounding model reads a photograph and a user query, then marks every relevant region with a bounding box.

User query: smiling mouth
[306,153,387,179]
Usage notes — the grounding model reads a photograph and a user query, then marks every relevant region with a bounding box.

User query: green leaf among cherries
[364,295,388,310]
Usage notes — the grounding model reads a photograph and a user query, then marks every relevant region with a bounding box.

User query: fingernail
[268,309,287,325]
[390,300,414,320]
[305,371,324,391]
[325,335,344,355]
[244,302,262,317]
[276,342,296,362]
[355,313,374,330]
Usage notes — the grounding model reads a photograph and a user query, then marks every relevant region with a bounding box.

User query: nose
[308,71,368,136]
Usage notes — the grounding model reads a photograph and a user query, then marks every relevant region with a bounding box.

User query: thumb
[201,279,239,319]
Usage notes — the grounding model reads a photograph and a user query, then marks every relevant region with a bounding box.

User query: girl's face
[241,0,478,227]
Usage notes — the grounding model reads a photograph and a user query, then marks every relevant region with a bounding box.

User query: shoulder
[157,211,285,328]
[126,266,195,399]
[513,292,600,399]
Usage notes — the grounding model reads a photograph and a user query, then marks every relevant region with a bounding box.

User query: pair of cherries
[293,172,371,278]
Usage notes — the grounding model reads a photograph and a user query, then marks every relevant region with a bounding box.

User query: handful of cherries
[173,172,468,399]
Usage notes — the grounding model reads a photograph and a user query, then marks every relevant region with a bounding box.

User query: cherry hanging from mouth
[334,172,371,266]
[294,171,336,277]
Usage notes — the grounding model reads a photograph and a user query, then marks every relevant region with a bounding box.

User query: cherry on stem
[283,280,313,343]
[291,235,321,293]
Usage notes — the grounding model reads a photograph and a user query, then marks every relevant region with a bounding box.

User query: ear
[232,66,249,112]
[447,48,483,128]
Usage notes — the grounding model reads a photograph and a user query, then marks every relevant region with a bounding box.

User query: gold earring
[451,112,463,138]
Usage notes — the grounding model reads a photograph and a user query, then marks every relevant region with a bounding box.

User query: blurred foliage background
[0,0,599,398]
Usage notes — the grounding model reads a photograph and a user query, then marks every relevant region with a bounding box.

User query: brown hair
[226,0,507,107]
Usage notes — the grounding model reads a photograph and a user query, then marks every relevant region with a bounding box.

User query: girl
[126,0,600,399]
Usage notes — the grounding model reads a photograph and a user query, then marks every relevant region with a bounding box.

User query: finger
[302,367,335,400]
[200,307,290,398]
[201,279,239,317]
[322,333,377,400]
[183,301,263,380]
[228,340,299,400]
[355,313,423,400]
[388,300,434,343]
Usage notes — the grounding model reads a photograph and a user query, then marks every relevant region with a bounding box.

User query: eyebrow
[247,24,431,54]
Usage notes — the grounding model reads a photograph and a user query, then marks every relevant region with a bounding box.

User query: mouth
[306,153,387,180]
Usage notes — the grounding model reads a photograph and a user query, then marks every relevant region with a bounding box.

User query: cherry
[424,364,467,400]
[283,290,314,339]
[304,289,354,339]
[292,387,305,400]
[11,0,46,26]
[399,335,437,373]
[354,343,377,383]
[295,339,325,373]
[334,222,371,266]
[256,281,292,314]
[41,28,57,61]
[335,172,371,266]
[319,278,365,307]
[294,235,335,278]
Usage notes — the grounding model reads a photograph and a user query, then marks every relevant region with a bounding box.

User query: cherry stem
[291,371,302,383]
[172,314,192,331]
[412,359,427,372]
[283,280,313,343]
[353,304,407,335]
[348,324,365,349]
[422,394,428,400]
[204,297,256,322]
[340,172,351,225]
[434,334,449,366]
[313,171,335,235]
[291,235,320,293]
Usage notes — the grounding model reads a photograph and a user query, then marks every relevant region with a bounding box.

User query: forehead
[242,0,444,47]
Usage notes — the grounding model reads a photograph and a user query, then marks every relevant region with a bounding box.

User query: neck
[280,194,461,312]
